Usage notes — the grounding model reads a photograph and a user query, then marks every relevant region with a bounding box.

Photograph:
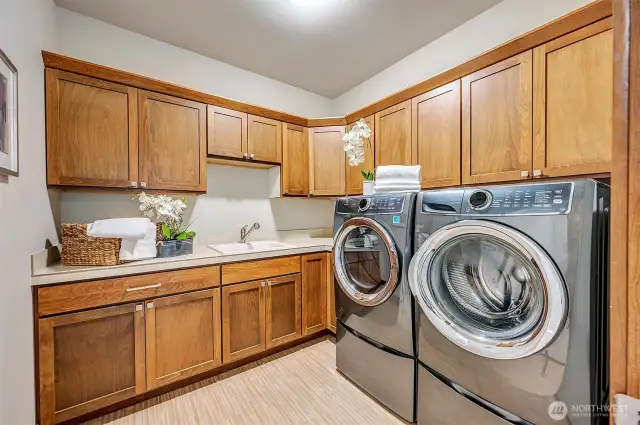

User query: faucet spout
[240,222,260,243]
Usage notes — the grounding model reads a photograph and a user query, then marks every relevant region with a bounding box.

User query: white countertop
[32,238,334,286]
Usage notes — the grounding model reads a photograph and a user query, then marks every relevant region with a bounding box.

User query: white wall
[56,8,334,118]
[61,165,335,245]
[0,0,58,424]
[332,0,594,115]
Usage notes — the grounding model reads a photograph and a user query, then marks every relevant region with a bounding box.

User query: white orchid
[343,119,373,180]
[134,193,195,241]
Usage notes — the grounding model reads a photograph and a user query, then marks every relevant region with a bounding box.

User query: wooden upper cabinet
[46,69,138,188]
[248,114,282,163]
[375,100,412,166]
[411,80,461,188]
[139,90,206,192]
[533,18,613,178]
[145,289,221,390]
[266,274,302,348]
[207,106,248,159]
[462,51,533,184]
[346,115,375,195]
[301,253,327,335]
[222,280,266,363]
[282,123,309,196]
[38,303,145,425]
[309,126,346,196]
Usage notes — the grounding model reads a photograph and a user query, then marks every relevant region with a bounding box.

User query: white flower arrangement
[343,119,374,180]
[135,193,195,241]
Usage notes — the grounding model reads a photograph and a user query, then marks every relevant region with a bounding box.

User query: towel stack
[87,218,157,261]
[374,165,422,193]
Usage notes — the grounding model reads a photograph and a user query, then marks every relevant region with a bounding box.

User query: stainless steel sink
[208,240,296,255]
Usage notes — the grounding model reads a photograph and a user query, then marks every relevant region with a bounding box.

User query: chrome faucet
[240,222,260,243]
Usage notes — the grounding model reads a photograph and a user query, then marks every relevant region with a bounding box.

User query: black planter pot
[157,239,194,258]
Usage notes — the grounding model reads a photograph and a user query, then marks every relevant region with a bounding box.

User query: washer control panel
[462,182,573,215]
[337,195,405,214]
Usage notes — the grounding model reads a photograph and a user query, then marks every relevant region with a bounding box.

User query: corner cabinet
[532,18,613,178]
[412,81,461,188]
[462,51,533,184]
[346,115,375,195]
[139,91,207,192]
[309,126,346,197]
[282,123,309,196]
[45,69,207,193]
[38,303,146,425]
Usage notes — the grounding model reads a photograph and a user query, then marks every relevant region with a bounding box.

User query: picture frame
[0,48,18,176]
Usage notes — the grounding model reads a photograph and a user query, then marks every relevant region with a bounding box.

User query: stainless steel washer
[410,180,609,425]
[333,193,416,422]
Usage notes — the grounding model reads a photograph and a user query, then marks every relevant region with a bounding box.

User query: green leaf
[161,224,172,240]
[360,170,368,179]
[185,231,196,239]
[176,232,187,240]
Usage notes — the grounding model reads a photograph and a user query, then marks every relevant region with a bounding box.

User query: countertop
[31,238,334,286]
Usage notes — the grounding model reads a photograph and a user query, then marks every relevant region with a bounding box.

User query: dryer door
[333,217,400,307]
[409,220,568,359]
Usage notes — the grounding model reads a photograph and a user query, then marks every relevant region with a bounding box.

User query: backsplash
[60,164,336,245]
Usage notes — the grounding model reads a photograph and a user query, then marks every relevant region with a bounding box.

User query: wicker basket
[61,223,163,266]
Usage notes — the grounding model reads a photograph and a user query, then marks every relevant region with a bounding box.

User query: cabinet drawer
[221,256,301,285]
[37,266,220,317]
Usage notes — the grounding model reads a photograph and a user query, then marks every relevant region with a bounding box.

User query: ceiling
[54,0,501,98]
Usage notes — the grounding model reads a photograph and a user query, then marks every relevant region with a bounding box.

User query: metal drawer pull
[250,153,255,159]
[267,280,272,286]
[261,281,266,287]
[126,283,161,292]
[520,170,529,178]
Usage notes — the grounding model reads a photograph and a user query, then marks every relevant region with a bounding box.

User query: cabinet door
[248,114,282,163]
[38,303,145,425]
[309,126,346,196]
[266,274,302,348]
[222,280,266,363]
[145,289,221,390]
[301,253,327,335]
[139,90,206,192]
[346,115,375,195]
[327,252,336,333]
[282,123,310,196]
[533,18,613,178]
[462,51,533,184]
[207,106,248,159]
[412,81,461,188]
[375,100,412,166]
[45,70,138,188]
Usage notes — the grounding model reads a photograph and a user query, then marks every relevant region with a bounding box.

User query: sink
[208,240,296,255]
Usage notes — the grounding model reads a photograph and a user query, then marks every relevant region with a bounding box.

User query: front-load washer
[333,193,417,422]
[409,180,609,425]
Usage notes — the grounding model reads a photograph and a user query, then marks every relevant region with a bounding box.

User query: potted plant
[343,119,375,195]
[135,193,196,258]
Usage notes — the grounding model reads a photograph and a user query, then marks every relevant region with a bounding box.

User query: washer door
[333,217,400,307]
[409,220,568,359]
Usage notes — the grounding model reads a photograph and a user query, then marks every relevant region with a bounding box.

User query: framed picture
[0,48,17,176]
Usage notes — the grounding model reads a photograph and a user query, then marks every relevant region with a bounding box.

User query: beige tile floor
[86,337,407,425]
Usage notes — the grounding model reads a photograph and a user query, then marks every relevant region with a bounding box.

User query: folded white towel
[88,218,151,239]
[119,222,157,261]
[375,165,422,182]
[374,181,420,188]
[374,184,421,193]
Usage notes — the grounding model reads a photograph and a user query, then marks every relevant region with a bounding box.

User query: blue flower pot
[157,239,194,258]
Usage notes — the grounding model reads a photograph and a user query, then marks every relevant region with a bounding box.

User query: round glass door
[333,217,400,306]
[409,220,568,359]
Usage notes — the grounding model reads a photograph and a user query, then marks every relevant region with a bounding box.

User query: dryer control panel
[462,182,574,215]
[337,195,405,214]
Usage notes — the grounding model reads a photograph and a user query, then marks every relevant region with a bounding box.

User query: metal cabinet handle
[147,302,154,309]
[243,152,248,159]
[533,169,542,177]
[129,181,138,188]
[140,181,147,188]
[267,280,272,286]
[261,281,266,287]
[520,170,529,178]
[126,283,161,292]
[250,153,255,159]
[136,304,143,312]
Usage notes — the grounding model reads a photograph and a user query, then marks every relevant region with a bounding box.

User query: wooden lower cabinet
[222,280,266,363]
[145,289,221,390]
[302,253,328,335]
[266,274,302,348]
[38,303,146,425]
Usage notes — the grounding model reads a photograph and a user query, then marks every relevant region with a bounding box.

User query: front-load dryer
[409,180,609,425]
[333,193,416,422]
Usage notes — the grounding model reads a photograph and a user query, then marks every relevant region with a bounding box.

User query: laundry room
[0,0,637,424]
